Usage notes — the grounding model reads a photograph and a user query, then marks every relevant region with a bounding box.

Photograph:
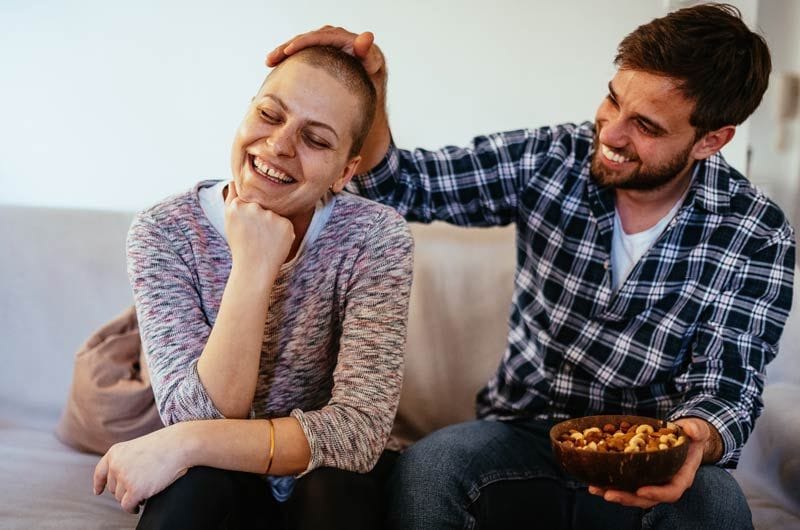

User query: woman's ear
[330,155,362,193]
[690,125,736,160]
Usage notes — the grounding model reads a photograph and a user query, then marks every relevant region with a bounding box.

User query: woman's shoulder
[127,180,219,255]
[131,181,215,233]
[329,192,409,232]
[326,193,412,248]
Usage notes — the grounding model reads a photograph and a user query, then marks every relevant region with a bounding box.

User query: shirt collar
[687,152,731,215]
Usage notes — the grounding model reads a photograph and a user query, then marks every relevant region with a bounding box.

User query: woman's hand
[93,425,191,514]
[224,181,295,276]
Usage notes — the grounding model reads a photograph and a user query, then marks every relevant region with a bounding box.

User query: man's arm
[267,27,391,173]
[592,227,795,509]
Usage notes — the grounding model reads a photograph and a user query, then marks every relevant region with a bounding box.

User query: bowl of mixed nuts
[550,415,690,491]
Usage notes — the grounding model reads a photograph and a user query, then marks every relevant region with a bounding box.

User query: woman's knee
[288,466,385,530]
[136,467,242,530]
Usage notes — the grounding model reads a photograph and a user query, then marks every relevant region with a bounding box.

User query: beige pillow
[55,306,162,454]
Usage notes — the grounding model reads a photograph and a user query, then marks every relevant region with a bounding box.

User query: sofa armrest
[736,383,800,513]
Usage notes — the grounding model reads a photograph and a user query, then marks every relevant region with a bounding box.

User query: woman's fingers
[93,453,109,495]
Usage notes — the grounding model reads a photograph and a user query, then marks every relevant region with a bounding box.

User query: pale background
[1,0,798,225]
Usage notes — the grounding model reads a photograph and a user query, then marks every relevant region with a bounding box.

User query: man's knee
[645,466,753,530]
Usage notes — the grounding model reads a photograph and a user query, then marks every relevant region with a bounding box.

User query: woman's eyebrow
[261,94,340,140]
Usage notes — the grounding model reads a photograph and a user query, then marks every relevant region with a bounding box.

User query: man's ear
[331,155,362,193]
[690,125,736,160]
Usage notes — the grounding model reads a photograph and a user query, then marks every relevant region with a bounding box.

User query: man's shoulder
[513,122,595,166]
[719,163,793,243]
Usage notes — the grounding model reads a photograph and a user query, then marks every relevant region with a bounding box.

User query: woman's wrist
[168,421,200,469]
[229,259,280,290]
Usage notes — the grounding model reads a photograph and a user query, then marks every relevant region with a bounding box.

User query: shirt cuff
[668,396,745,468]
[347,141,399,197]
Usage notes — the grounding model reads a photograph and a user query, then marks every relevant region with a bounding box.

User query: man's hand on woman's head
[266,26,392,176]
[266,26,386,87]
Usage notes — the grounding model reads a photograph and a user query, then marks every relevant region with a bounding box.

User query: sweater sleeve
[127,213,227,425]
[291,209,414,473]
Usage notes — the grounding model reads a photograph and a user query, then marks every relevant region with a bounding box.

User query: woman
[92,46,413,530]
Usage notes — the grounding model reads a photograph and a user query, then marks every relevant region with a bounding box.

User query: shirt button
[603,260,610,270]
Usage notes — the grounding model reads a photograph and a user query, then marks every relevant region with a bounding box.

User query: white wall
[0,0,781,213]
[748,0,800,228]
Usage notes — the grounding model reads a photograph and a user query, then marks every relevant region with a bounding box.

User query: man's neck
[614,166,694,235]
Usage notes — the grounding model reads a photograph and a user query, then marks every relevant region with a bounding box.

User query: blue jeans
[386,419,753,530]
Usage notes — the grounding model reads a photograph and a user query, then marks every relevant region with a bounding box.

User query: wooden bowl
[550,415,689,492]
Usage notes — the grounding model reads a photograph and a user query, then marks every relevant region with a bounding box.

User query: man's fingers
[93,455,109,495]
[352,31,375,59]
[603,489,658,509]
[283,31,357,57]
[266,25,338,66]
[635,439,703,502]
[266,36,296,66]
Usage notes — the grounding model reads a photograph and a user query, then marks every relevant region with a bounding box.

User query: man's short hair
[615,3,771,137]
[270,46,377,158]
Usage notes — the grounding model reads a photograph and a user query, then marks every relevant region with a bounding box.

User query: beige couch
[0,204,798,529]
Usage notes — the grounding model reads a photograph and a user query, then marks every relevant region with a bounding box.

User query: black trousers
[137,451,399,530]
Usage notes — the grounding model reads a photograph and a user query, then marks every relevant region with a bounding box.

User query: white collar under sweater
[198,180,336,266]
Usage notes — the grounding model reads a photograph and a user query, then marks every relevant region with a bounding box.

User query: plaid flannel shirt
[350,122,795,467]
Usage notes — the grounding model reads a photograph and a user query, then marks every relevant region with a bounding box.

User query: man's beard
[590,134,694,191]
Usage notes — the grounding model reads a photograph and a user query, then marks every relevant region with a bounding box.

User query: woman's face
[230,60,361,225]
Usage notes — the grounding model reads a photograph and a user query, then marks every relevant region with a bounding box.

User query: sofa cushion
[55,306,163,455]
[0,206,135,419]
[389,222,515,449]
[0,426,139,529]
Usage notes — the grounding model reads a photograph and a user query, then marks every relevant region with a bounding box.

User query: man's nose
[265,127,295,157]
[599,115,629,149]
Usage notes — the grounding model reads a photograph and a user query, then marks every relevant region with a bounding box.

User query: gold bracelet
[265,418,275,475]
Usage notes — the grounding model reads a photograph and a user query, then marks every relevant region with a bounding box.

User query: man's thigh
[388,418,642,529]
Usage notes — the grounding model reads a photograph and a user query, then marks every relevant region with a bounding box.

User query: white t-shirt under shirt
[610,194,686,292]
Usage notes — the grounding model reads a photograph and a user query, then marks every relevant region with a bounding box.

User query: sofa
[0,203,798,529]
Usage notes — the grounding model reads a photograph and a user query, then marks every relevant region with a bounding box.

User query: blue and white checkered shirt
[350,122,795,467]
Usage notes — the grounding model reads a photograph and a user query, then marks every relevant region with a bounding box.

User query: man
[268,4,794,529]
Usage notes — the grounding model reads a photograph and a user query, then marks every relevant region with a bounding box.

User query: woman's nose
[265,128,295,157]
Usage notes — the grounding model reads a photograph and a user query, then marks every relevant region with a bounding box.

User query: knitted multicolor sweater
[127,181,414,473]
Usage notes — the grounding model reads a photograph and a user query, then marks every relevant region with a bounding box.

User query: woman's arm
[196,181,295,417]
[93,416,311,513]
[129,183,294,422]
[291,208,414,473]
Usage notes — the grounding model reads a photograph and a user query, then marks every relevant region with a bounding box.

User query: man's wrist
[702,421,724,464]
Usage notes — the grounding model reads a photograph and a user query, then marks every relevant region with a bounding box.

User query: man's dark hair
[615,3,771,137]
[271,45,377,158]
